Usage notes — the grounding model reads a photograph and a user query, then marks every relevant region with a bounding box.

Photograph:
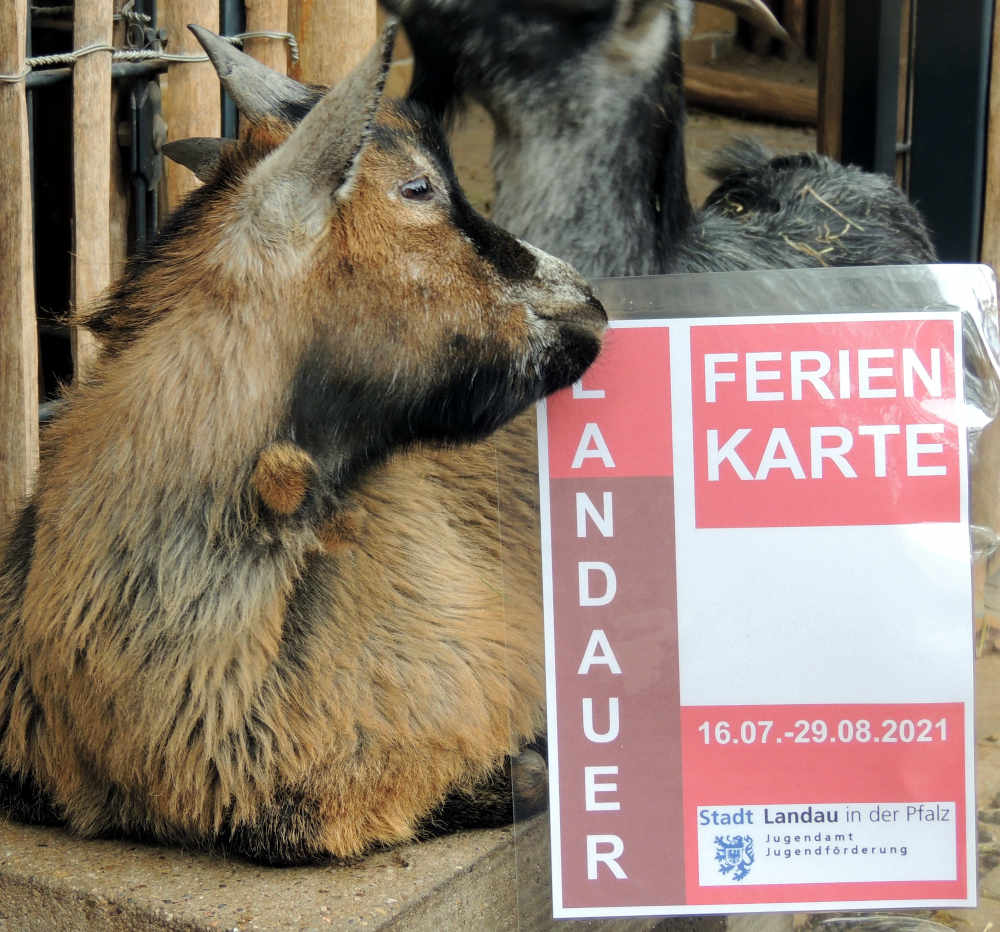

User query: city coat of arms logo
[714,835,754,881]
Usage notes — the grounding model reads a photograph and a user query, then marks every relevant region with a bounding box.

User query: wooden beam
[782,0,808,63]
[289,0,377,86]
[685,65,817,126]
[244,0,290,75]
[976,4,1000,646]
[71,0,114,382]
[981,3,1000,270]
[0,0,39,532]
[108,22,131,291]
[894,0,914,188]
[785,0,808,47]
[816,0,845,159]
[161,0,221,208]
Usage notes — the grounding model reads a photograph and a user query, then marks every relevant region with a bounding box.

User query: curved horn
[699,0,790,42]
[187,24,320,123]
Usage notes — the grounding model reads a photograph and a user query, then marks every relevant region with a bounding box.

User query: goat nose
[585,290,607,323]
[567,289,607,330]
[553,295,606,339]
[559,265,606,326]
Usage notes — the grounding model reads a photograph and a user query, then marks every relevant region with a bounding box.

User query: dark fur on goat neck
[386,0,937,276]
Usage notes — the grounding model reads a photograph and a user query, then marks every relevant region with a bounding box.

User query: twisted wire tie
[0,31,300,85]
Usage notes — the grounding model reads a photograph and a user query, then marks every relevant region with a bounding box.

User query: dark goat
[0,25,605,864]
[379,0,937,277]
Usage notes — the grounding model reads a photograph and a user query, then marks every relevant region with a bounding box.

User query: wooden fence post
[71,0,114,381]
[289,0,377,86]
[981,4,1000,273]
[784,0,808,50]
[816,0,845,160]
[161,0,221,208]
[245,0,290,75]
[976,4,1000,647]
[0,0,39,534]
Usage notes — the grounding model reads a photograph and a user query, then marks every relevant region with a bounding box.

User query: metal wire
[0,30,299,85]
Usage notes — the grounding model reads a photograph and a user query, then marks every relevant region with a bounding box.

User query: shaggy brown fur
[0,26,605,864]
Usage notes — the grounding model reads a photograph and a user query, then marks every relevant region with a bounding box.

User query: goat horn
[251,23,398,193]
[187,24,319,123]
[698,0,790,42]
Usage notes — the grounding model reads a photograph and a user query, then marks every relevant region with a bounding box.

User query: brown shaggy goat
[0,24,606,865]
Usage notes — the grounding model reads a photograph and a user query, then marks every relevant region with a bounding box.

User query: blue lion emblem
[714,834,754,881]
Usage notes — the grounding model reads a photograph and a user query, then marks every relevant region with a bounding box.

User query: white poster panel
[539,313,975,917]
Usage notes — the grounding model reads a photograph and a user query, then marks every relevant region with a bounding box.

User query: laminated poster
[537,312,976,917]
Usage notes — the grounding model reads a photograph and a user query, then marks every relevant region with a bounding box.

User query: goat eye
[400,176,434,201]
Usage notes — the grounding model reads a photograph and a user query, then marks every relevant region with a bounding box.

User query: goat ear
[188,24,320,123]
[255,23,397,197]
[162,137,232,182]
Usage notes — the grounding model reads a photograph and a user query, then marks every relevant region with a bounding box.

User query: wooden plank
[782,0,808,62]
[245,0,290,75]
[109,15,130,281]
[981,3,1000,271]
[748,0,778,56]
[785,0,808,46]
[0,0,39,532]
[685,65,817,126]
[71,0,114,382]
[161,0,221,208]
[289,0,377,86]
[895,0,913,187]
[816,0,845,159]
[977,7,1000,640]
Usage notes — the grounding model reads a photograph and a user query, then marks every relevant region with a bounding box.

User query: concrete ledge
[2,656,998,930]
[0,819,523,931]
[0,813,713,932]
